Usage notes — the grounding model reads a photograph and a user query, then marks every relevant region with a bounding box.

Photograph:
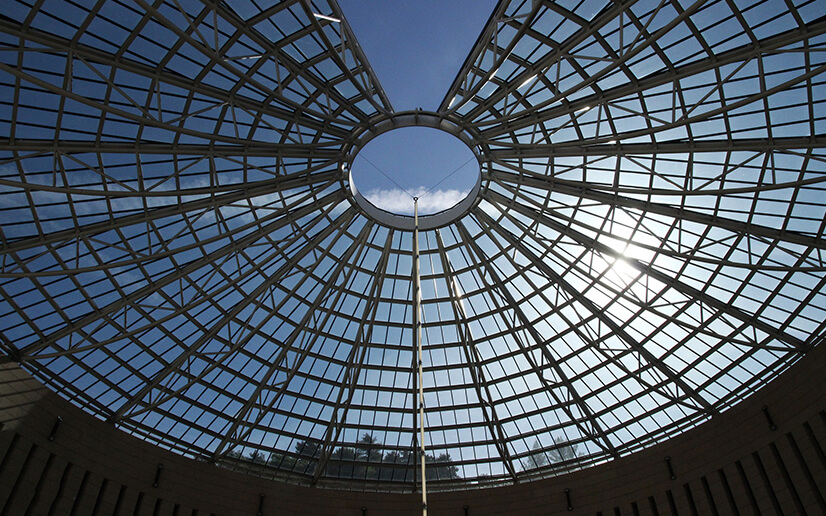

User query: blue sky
[337,1,497,215]
[337,0,496,111]
[348,126,480,216]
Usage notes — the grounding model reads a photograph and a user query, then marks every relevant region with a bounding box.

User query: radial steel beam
[0,59,297,147]
[440,0,545,114]
[434,229,520,483]
[18,189,346,358]
[445,0,642,119]
[0,139,341,157]
[312,228,395,485]
[458,0,653,122]
[19,198,349,368]
[485,186,810,354]
[477,15,826,135]
[109,206,359,421]
[0,171,339,258]
[292,0,393,114]
[210,218,373,461]
[456,220,620,459]
[438,0,509,112]
[488,135,826,158]
[186,0,385,121]
[474,208,717,415]
[0,19,350,139]
[561,59,826,147]
[487,169,826,253]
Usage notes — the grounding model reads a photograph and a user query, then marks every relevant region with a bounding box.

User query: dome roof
[1,0,824,490]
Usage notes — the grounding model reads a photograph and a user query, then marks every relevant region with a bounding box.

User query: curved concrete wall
[1,344,825,515]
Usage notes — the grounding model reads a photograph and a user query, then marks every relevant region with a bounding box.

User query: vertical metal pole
[413,198,427,515]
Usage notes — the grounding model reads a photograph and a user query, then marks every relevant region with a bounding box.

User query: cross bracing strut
[487,169,826,254]
[474,16,826,135]
[435,229,520,482]
[456,221,621,460]
[17,190,347,359]
[474,208,717,416]
[110,205,358,422]
[209,219,374,461]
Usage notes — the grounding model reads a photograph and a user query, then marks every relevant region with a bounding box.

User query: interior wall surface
[0,343,825,516]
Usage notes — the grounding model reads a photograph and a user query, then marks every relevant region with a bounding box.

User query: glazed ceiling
[1,0,825,489]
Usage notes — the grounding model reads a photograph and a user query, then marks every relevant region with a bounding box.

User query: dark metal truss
[1,0,824,491]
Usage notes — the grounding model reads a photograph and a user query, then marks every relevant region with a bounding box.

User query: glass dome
[1,0,824,491]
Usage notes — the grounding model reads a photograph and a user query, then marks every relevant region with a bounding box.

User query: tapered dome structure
[1,0,824,493]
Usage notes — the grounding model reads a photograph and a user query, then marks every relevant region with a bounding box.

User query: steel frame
[1,0,824,491]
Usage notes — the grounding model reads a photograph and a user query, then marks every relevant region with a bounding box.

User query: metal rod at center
[413,197,427,515]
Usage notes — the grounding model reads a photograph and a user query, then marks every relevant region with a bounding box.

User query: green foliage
[520,436,579,472]
[356,432,383,462]
[293,438,321,475]
[235,434,462,482]
[247,450,267,464]
[547,437,578,463]
[425,452,460,480]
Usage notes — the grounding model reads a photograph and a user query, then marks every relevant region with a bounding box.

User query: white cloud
[362,187,469,215]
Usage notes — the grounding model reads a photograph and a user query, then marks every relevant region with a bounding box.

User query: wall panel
[0,344,824,515]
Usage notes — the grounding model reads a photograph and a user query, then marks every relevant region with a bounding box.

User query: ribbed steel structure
[1,0,824,490]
